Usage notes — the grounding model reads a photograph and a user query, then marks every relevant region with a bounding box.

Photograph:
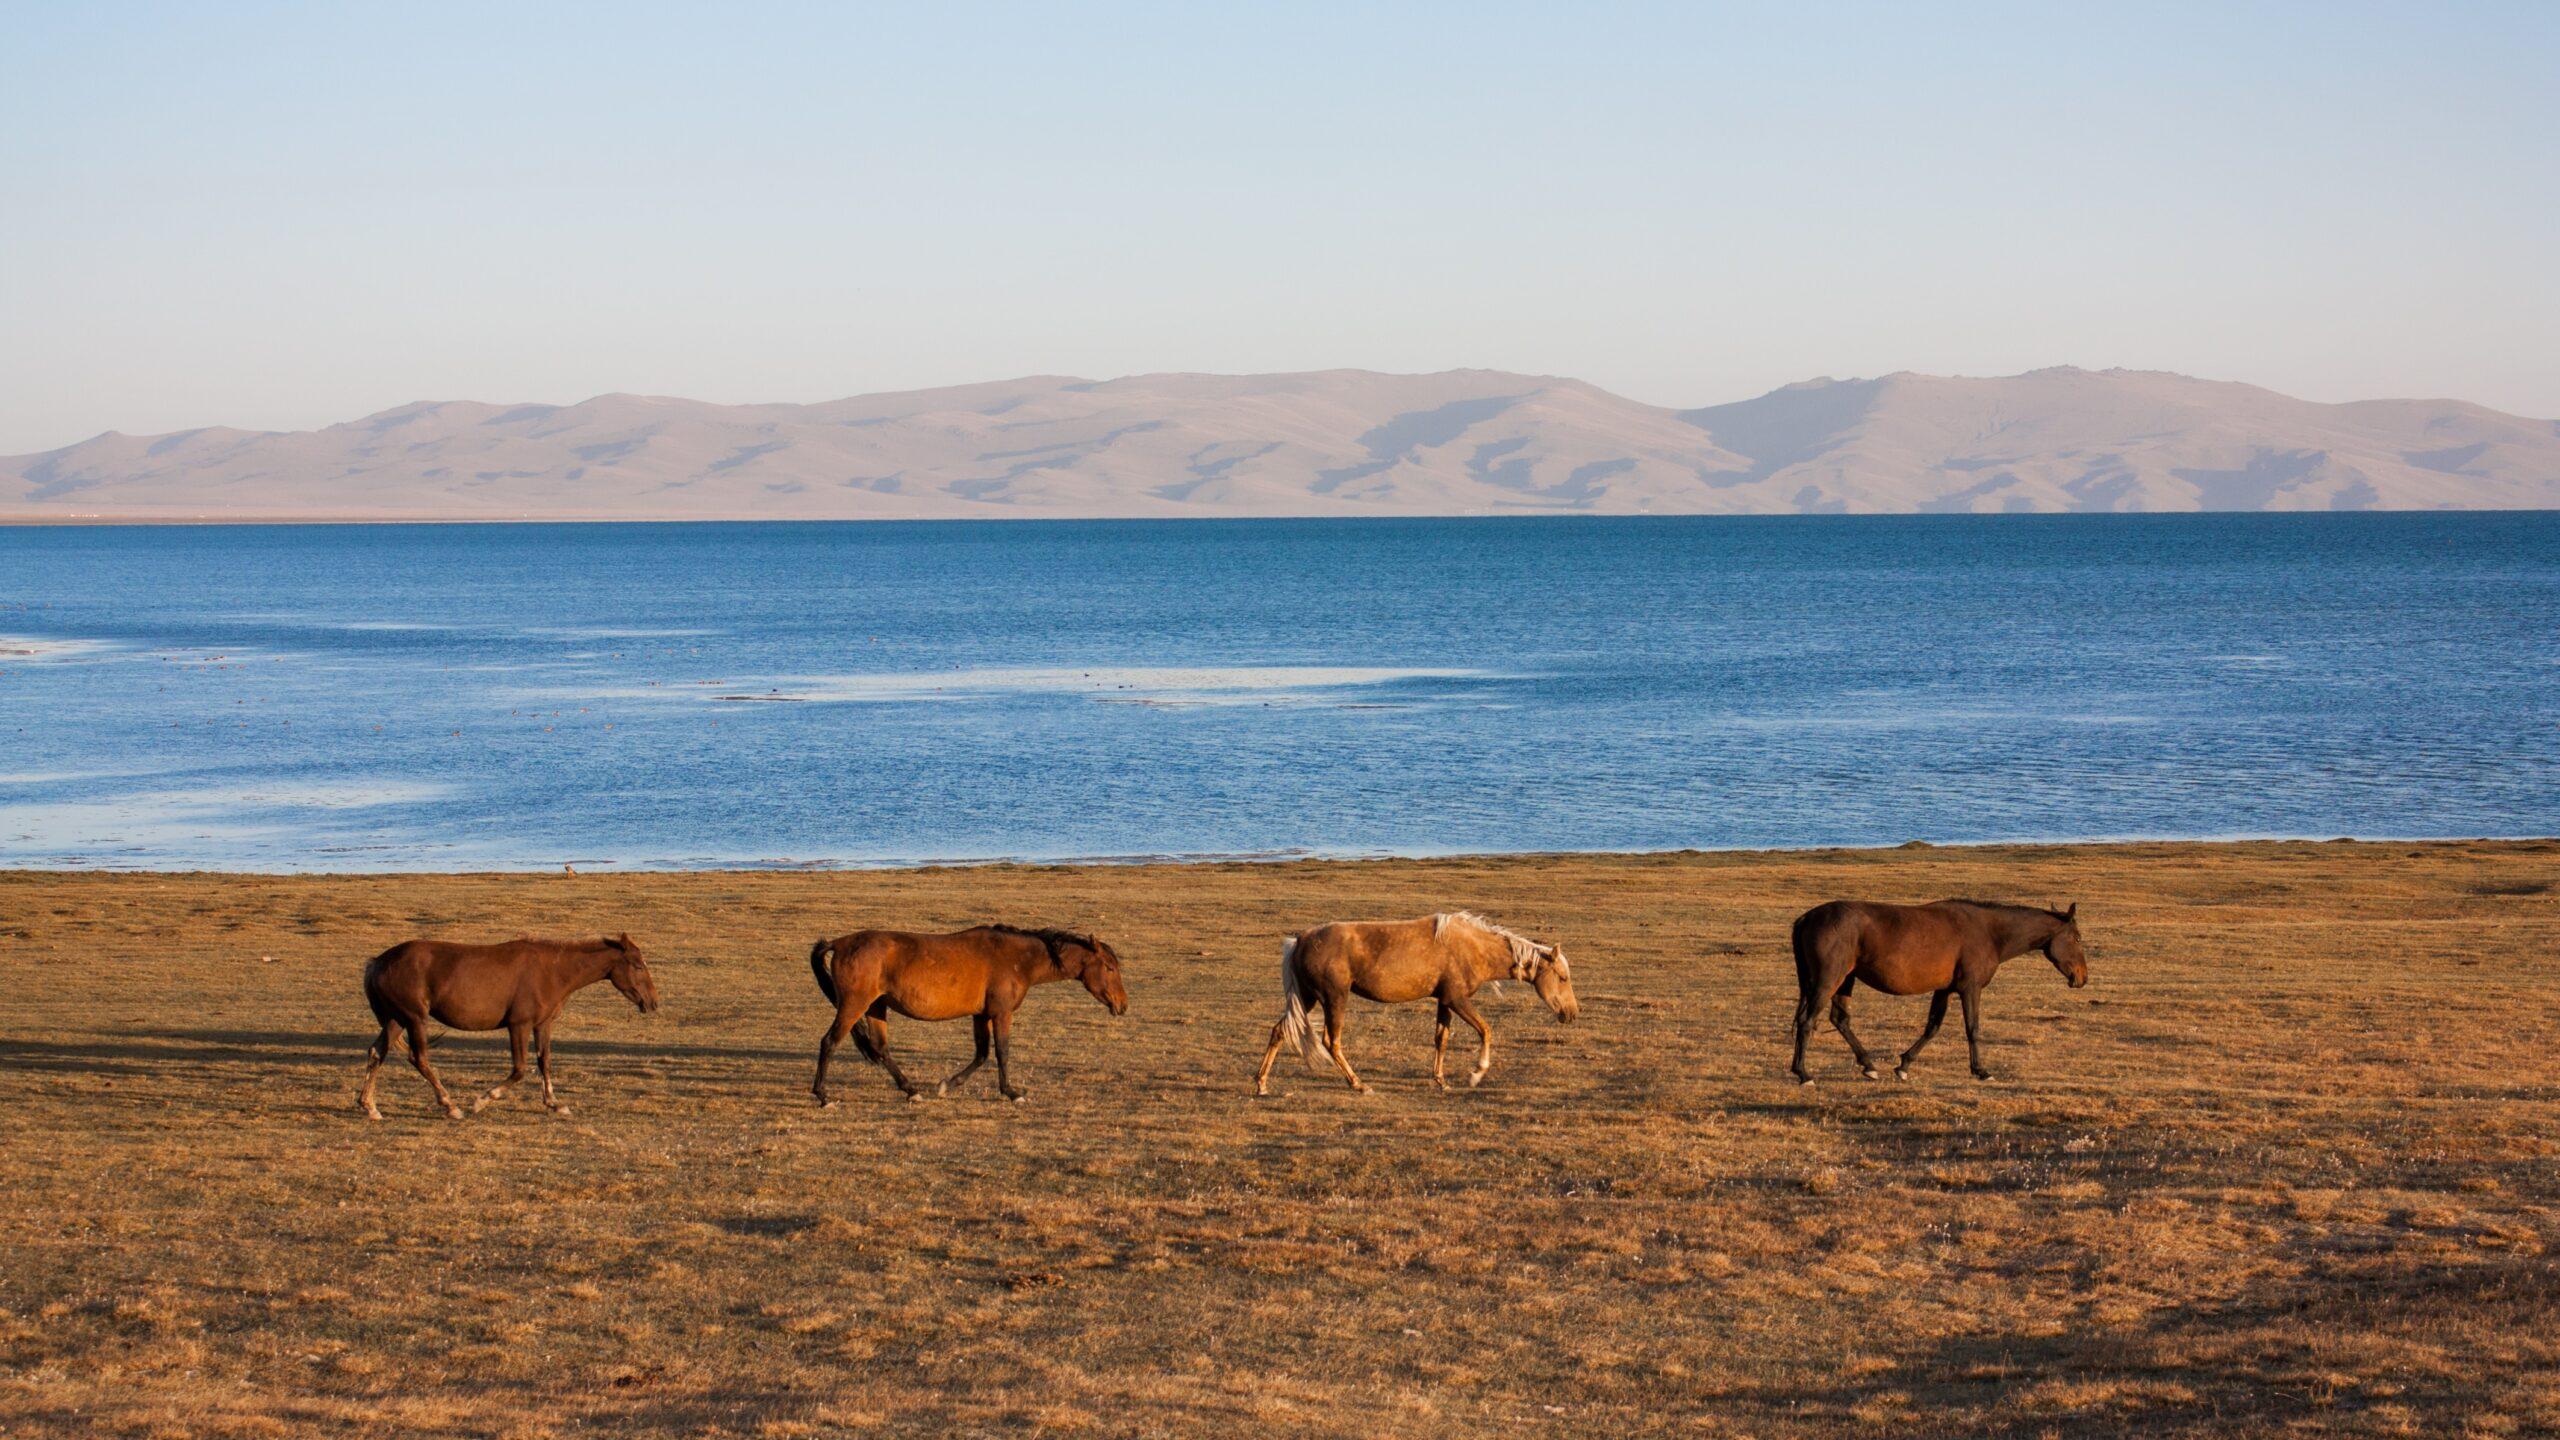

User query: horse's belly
[428,997,512,1031]
[885,978,985,1022]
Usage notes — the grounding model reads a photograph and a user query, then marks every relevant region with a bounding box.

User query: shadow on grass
[0,1026,805,1073]
[1759,1249,2558,1434]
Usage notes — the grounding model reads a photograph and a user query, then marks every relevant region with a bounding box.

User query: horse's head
[604,933,661,1013]
[1058,934,1128,1016]
[1528,945,1581,1022]
[2043,904,2089,989]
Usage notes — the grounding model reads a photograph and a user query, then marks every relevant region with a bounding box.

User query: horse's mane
[1432,911,1555,975]
[1942,899,2073,925]
[981,923,1103,959]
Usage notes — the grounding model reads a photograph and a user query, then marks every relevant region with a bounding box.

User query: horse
[358,934,660,1120]
[1788,899,2088,1084]
[1254,912,1580,1096]
[807,924,1127,1106]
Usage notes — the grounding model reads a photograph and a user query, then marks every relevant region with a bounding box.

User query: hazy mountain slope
[7,367,2556,518]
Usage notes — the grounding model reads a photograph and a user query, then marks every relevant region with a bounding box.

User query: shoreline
[4,833,2554,879]
[9,508,2559,528]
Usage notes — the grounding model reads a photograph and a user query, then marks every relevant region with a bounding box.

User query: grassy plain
[1,840,2555,1437]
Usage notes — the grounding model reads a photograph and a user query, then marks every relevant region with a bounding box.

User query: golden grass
[1,839,2555,1437]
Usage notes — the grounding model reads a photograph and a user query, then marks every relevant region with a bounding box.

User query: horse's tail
[808,938,840,1006]
[1276,935,1331,1068]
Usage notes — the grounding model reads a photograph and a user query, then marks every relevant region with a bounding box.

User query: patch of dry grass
[1,840,2554,1436]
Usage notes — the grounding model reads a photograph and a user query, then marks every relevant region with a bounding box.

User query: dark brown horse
[358,934,660,1120]
[808,924,1127,1106]
[1789,900,2088,1084]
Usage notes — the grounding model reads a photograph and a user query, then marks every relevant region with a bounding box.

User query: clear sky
[4,0,2556,453]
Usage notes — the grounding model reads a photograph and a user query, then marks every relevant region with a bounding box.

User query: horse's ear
[615,932,636,952]
[2064,903,2078,922]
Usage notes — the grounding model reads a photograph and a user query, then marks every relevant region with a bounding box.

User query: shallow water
[1,514,2553,869]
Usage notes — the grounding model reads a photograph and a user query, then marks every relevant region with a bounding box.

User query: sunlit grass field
[2,840,2554,1437]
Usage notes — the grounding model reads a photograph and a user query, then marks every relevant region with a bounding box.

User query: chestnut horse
[358,934,660,1120]
[1255,912,1580,1095]
[808,924,1127,1106]
[1789,899,2088,1084]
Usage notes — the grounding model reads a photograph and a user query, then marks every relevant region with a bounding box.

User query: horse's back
[1294,918,1457,1003]
[1793,901,1969,993]
[364,939,548,1029]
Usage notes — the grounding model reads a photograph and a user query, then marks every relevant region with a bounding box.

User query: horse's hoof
[1004,1091,1028,1103]
[443,1107,466,1121]
[1972,1070,1993,1082]
[934,1081,950,1098]
[1894,1066,1911,1082]
[906,1090,927,1103]
[1468,1069,1489,1089]
[551,1106,573,1117]
[361,1108,382,1122]
[1795,1076,1814,1087]
[1860,1068,1880,1081]
[814,1096,835,1110]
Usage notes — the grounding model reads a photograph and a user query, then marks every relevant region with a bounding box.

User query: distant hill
[8,367,2556,519]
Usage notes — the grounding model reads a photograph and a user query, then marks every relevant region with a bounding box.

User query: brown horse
[358,934,660,1120]
[1789,899,2088,1084]
[1255,912,1580,1095]
[808,924,1127,1106]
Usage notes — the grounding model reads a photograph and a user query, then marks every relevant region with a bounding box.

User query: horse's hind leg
[812,988,876,1108]
[1254,1018,1292,1097]
[403,1019,465,1120]
[1897,991,1952,1080]
[1320,996,1367,1093]
[472,1024,530,1114]
[939,1016,992,1097]
[865,1015,927,1099]
[358,1020,395,1120]
[1432,1002,1453,1089]
[1830,980,1880,1080]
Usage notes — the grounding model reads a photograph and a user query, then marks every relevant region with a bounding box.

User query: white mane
[1433,911,1555,979]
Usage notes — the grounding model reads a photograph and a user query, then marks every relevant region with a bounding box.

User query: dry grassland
[1,840,2555,1437]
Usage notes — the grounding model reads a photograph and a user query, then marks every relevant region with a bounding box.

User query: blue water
[0,514,2553,870]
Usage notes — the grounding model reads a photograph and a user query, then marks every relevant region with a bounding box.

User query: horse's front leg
[1447,993,1493,1087]
[991,1008,1027,1102]
[1959,984,1991,1080]
[1897,991,1952,1080]
[535,1023,572,1115]
[473,1023,530,1114]
[940,1015,992,1097]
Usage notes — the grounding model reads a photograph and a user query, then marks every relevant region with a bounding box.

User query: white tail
[1276,936,1331,1067]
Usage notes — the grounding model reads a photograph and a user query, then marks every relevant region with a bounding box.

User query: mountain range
[8,367,2556,519]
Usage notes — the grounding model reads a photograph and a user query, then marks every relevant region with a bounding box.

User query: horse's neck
[546,944,614,990]
[1991,911,2057,959]
[1456,930,1511,986]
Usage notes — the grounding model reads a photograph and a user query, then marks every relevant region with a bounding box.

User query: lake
[1,513,2553,870]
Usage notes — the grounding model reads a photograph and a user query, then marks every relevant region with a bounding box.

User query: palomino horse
[358,934,660,1120]
[1255,912,1580,1095]
[808,924,1127,1106]
[1789,899,2088,1084]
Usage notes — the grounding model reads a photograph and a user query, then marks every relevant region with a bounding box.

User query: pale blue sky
[4,0,2556,453]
